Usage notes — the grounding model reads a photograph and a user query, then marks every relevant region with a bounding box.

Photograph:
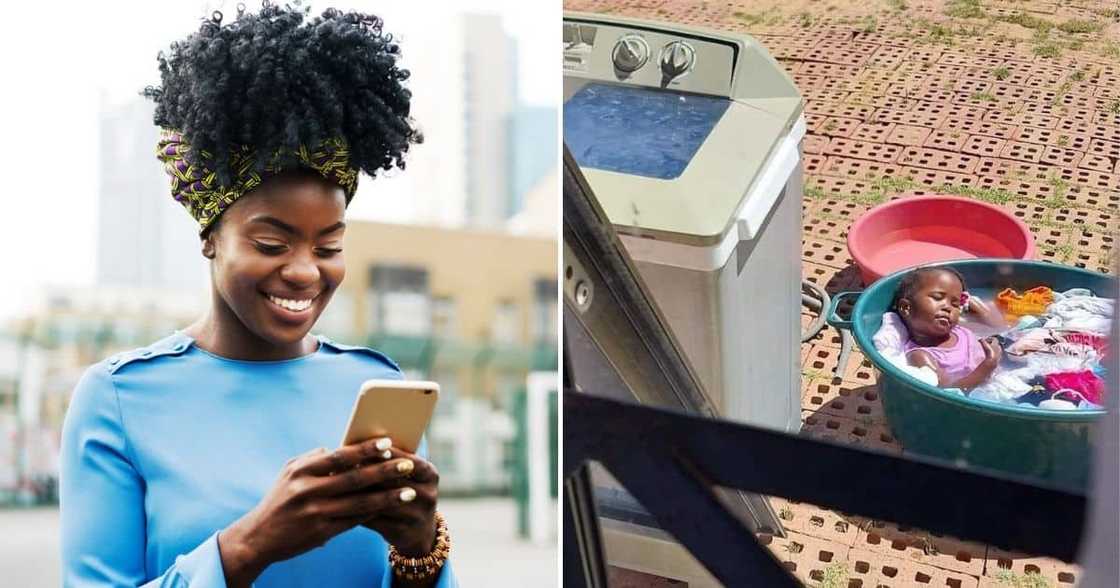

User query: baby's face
[902,271,964,338]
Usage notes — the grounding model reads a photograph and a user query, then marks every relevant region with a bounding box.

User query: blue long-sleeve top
[60,331,457,587]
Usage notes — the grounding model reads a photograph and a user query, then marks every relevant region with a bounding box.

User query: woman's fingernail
[381,449,392,460]
[376,437,392,451]
[399,487,417,503]
[396,459,414,474]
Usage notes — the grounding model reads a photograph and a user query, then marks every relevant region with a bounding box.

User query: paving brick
[802,237,851,269]
[1053,207,1116,232]
[849,121,895,143]
[802,378,885,424]
[845,78,893,96]
[1088,137,1120,160]
[873,107,947,128]
[803,134,829,155]
[803,261,839,291]
[998,140,1045,163]
[982,109,1024,127]
[1047,166,1117,193]
[973,158,1052,181]
[1066,186,1119,211]
[1094,109,1120,128]
[922,129,968,151]
[854,522,987,577]
[984,549,1081,587]
[940,116,1017,139]
[961,134,1006,158]
[902,167,978,188]
[1034,222,1068,251]
[771,497,865,547]
[1077,153,1114,173]
[826,138,904,163]
[801,411,901,453]
[804,88,852,103]
[808,101,878,120]
[803,216,851,242]
[760,531,852,586]
[847,548,980,588]
[819,156,904,180]
[1012,125,1092,151]
[803,153,828,175]
[816,195,873,219]
[885,124,932,146]
[816,116,861,138]
[896,146,979,174]
[1040,145,1084,168]
[988,82,1032,104]
[867,44,908,69]
[841,352,878,388]
[810,175,872,198]
[800,61,863,78]
[905,46,943,63]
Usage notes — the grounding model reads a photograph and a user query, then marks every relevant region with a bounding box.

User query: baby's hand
[980,337,1002,367]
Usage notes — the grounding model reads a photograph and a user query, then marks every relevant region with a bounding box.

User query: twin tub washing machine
[563,11,807,586]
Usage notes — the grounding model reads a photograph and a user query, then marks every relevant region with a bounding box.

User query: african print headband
[156,130,360,233]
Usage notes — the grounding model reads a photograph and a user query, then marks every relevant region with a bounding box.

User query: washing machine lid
[563,12,804,248]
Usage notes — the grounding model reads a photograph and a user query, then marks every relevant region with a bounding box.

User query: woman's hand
[358,447,441,557]
[217,437,414,588]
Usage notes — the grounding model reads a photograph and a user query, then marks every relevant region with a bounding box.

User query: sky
[0,0,558,321]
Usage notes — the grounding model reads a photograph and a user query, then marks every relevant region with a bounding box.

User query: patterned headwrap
[156,129,360,233]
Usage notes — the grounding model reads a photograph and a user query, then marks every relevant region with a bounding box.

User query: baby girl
[894,267,1006,390]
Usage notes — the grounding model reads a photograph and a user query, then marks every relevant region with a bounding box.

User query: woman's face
[204,171,347,347]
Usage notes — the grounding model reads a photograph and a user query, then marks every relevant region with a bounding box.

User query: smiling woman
[59,3,455,588]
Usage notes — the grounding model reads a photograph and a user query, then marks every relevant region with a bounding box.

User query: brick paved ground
[566,0,1119,586]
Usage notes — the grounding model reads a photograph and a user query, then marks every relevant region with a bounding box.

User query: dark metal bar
[566,391,1087,562]
[564,464,609,588]
[604,447,800,586]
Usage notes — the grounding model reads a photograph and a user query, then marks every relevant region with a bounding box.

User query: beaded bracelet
[388,512,451,581]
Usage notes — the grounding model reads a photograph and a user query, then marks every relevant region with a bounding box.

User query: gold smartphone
[339,379,439,453]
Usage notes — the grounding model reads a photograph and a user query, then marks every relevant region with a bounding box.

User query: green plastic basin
[829,259,1115,491]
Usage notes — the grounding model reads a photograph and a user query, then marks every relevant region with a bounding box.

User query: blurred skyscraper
[508,105,558,218]
[353,12,556,231]
[96,98,208,293]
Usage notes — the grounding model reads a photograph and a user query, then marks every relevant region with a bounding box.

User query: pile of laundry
[873,287,1112,410]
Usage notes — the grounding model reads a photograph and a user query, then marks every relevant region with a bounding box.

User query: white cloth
[1043,293,1114,335]
[873,312,940,386]
[873,312,909,353]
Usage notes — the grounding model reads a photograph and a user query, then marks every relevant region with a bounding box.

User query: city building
[321,220,557,493]
[96,98,209,294]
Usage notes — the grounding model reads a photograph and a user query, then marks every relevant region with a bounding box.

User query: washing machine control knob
[659,40,695,82]
[611,35,649,73]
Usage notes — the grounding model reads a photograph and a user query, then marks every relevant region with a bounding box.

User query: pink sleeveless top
[904,325,985,383]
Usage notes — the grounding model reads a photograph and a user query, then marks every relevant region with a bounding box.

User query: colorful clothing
[904,325,985,383]
[61,332,457,588]
[156,130,360,233]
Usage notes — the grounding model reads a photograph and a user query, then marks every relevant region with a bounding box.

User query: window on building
[367,265,431,336]
[532,277,557,343]
[493,300,520,345]
[431,297,458,339]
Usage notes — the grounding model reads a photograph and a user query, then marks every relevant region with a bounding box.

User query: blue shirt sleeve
[60,365,229,587]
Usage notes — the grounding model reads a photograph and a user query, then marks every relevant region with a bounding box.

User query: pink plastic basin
[847,194,1037,286]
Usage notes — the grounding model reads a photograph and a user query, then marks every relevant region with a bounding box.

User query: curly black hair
[892,266,967,312]
[142,1,422,187]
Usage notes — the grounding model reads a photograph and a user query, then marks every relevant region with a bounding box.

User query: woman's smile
[264,292,320,323]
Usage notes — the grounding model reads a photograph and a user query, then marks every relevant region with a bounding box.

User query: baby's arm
[965,296,1006,329]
